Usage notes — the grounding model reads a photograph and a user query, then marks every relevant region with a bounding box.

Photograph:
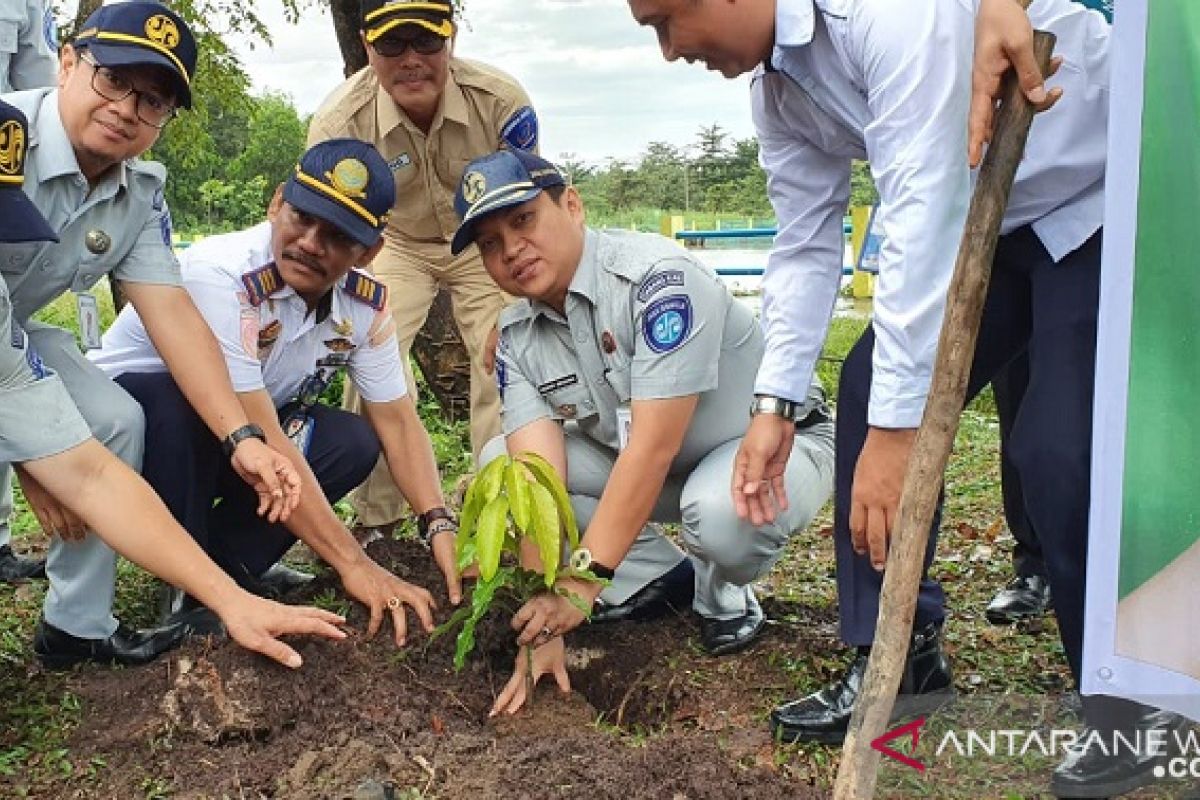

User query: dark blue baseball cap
[0,100,57,244]
[282,139,395,248]
[73,2,197,109]
[450,149,566,255]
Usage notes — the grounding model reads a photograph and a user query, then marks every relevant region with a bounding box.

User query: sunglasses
[371,29,447,57]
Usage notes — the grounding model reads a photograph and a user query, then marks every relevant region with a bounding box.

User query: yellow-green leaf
[528,480,561,588]
[506,463,533,533]
[478,454,509,502]
[517,452,580,550]
[475,494,510,581]
[458,455,509,557]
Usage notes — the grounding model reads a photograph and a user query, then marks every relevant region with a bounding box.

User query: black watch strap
[221,423,267,458]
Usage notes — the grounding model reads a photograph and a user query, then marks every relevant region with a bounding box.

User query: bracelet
[221,423,267,458]
[417,507,456,545]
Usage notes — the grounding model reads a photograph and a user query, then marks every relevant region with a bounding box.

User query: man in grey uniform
[0,0,57,581]
[3,1,303,668]
[450,150,834,715]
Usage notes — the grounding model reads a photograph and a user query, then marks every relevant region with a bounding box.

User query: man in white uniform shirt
[92,139,462,646]
[626,0,1169,796]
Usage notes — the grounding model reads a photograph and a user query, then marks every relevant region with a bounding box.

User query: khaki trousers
[345,238,509,525]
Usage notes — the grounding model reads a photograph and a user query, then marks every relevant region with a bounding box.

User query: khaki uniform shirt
[307,58,537,263]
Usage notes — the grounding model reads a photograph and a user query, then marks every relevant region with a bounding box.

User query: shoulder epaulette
[343,270,388,311]
[241,263,284,307]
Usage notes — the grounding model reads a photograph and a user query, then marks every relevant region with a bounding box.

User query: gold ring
[386,597,402,610]
[540,625,553,639]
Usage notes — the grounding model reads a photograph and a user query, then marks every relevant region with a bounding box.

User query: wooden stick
[831,28,1058,800]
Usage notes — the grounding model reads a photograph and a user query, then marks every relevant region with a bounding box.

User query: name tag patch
[637,269,684,301]
[642,295,692,353]
[537,374,578,395]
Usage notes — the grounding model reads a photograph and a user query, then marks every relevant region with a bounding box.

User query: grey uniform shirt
[0,0,56,93]
[497,228,799,469]
[0,88,180,325]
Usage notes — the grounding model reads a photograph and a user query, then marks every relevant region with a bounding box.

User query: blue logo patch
[43,8,57,51]
[642,294,692,353]
[637,269,685,302]
[501,106,539,152]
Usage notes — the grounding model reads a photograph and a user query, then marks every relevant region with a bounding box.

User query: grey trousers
[1,323,145,638]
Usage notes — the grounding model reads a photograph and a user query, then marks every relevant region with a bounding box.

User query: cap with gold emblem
[282,138,396,248]
[360,0,453,43]
[0,99,56,244]
[73,2,198,108]
[450,149,566,255]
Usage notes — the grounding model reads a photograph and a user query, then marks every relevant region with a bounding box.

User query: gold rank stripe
[363,1,451,23]
[365,17,452,42]
[0,175,23,185]
[293,168,380,227]
[92,32,190,85]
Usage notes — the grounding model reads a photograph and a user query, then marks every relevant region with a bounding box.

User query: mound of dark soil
[18,540,837,799]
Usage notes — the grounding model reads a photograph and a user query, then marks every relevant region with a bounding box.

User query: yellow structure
[849,205,876,299]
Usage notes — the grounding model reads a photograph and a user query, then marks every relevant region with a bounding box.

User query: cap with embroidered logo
[450,149,566,255]
[0,100,56,244]
[282,139,396,248]
[361,0,453,44]
[73,2,197,109]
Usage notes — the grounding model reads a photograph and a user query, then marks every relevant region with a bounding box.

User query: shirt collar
[771,0,817,66]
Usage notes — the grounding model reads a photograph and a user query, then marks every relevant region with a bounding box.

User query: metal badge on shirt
[75,293,102,350]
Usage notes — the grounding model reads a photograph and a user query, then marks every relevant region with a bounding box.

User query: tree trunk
[328,0,368,76]
[411,289,472,422]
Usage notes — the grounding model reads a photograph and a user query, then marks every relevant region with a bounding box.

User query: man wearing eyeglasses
[1,1,307,669]
[308,0,539,539]
[91,139,457,646]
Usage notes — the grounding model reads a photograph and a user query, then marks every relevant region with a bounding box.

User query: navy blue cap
[0,100,57,244]
[362,0,453,43]
[282,139,395,248]
[450,149,566,255]
[74,2,197,109]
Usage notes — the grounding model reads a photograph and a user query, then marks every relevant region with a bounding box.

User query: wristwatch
[221,423,267,458]
[750,394,799,422]
[417,507,456,545]
[569,547,616,580]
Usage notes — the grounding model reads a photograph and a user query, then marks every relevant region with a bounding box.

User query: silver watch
[750,394,798,421]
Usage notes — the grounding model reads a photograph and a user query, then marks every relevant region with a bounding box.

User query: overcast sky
[224,0,757,166]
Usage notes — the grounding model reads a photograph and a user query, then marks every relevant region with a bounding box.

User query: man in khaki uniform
[307,0,538,532]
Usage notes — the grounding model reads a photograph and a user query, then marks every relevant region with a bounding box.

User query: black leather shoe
[33,618,190,670]
[250,562,315,599]
[590,558,694,624]
[160,587,226,639]
[986,574,1052,625]
[1051,709,1186,798]
[0,544,45,581]
[770,622,955,744]
[699,592,765,656]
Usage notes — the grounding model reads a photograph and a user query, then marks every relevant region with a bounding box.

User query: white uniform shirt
[0,0,56,93]
[91,223,408,408]
[752,0,1110,427]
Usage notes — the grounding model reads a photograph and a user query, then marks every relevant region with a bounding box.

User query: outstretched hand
[490,639,570,717]
[218,593,346,669]
[340,556,437,647]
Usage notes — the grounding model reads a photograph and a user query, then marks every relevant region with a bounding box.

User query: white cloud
[224,0,755,165]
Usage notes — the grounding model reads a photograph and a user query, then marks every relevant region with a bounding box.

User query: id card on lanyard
[616,403,632,452]
[76,292,101,350]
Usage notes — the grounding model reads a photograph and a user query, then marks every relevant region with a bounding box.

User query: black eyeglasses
[371,30,447,58]
[79,52,178,129]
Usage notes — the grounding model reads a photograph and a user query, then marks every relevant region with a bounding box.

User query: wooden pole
[830,29,1058,800]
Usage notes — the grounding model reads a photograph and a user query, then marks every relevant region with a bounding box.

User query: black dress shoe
[1051,709,1186,798]
[33,618,191,670]
[0,544,46,581]
[590,558,694,624]
[160,587,226,639]
[770,622,955,744]
[986,574,1052,625]
[250,562,315,599]
[699,592,765,656]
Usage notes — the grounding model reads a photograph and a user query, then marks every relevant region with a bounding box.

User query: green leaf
[528,481,561,588]
[457,455,509,559]
[506,464,533,533]
[451,567,512,670]
[517,452,580,550]
[475,494,510,581]
[456,540,477,572]
[478,454,509,502]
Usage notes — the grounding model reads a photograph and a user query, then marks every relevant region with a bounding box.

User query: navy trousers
[992,355,1046,579]
[116,371,380,585]
[833,226,1099,685]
